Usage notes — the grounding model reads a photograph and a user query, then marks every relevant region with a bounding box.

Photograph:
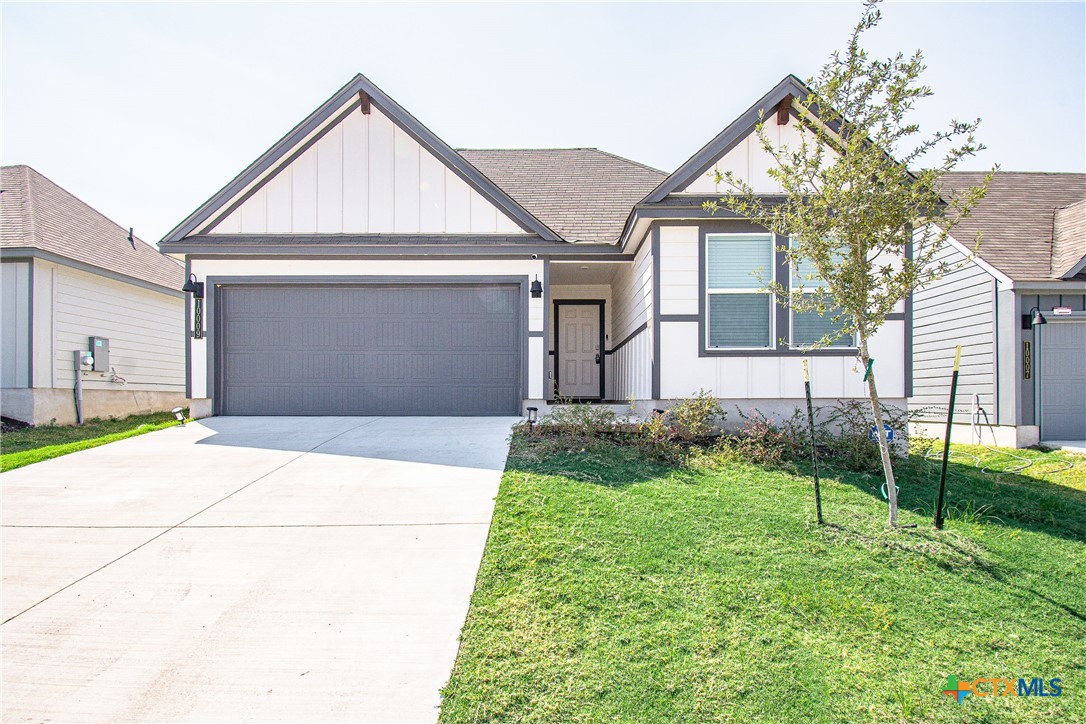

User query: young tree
[706,0,993,526]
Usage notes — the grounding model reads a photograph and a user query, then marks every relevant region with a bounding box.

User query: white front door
[558,304,601,398]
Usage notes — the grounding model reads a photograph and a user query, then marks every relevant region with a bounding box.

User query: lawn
[441,437,1086,722]
[0,412,183,471]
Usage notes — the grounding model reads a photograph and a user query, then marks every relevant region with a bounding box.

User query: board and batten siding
[1,261,31,388]
[655,224,906,400]
[909,243,996,420]
[677,117,832,195]
[608,234,653,400]
[211,105,524,236]
[46,263,185,392]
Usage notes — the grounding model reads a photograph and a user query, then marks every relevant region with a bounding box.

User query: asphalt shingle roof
[1,165,184,290]
[939,171,1086,281]
[459,149,666,244]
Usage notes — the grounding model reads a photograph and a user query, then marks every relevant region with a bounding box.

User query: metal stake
[934,345,962,530]
[803,360,823,525]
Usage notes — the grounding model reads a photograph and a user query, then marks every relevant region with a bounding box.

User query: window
[790,246,854,348]
[705,233,774,349]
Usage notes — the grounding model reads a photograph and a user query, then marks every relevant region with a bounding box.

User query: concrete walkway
[1,416,516,723]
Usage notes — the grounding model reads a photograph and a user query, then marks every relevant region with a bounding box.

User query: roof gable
[163,74,560,242]
[1,165,183,291]
[642,75,814,204]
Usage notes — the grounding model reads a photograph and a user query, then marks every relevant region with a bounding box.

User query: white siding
[660,320,905,400]
[679,115,830,195]
[1,262,31,388]
[609,234,654,400]
[187,259,544,401]
[211,105,527,236]
[49,265,185,392]
[659,226,698,315]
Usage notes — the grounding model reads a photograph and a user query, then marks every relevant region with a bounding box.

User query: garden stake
[803,360,824,525]
[934,345,962,530]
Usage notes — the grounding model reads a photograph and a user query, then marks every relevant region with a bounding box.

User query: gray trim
[164,243,626,259]
[605,321,649,355]
[1062,255,1086,279]
[184,257,192,399]
[528,330,544,338]
[885,312,906,321]
[659,314,698,323]
[26,259,34,388]
[651,227,661,399]
[774,234,790,346]
[163,74,562,243]
[904,236,914,399]
[0,248,183,298]
[542,259,551,401]
[641,76,811,204]
[205,274,529,416]
[553,299,605,400]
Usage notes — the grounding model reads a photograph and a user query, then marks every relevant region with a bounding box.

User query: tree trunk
[860,337,899,526]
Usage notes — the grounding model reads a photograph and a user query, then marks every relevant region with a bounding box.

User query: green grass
[0,412,183,471]
[441,438,1086,722]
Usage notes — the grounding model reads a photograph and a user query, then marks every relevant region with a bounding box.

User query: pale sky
[3,1,1084,245]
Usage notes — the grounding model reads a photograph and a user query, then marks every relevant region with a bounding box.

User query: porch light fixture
[181,273,204,298]
[183,274,205,339]
[1021,306,1047,330]
[530,276,543,299]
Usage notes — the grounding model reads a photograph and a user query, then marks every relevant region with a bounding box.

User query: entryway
[555,301,603,399]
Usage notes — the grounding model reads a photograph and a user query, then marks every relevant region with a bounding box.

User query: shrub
[666,389,725,441]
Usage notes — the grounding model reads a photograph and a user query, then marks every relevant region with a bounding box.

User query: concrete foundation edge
[1,388,191,426]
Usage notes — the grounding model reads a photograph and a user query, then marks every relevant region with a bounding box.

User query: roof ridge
[591,148,667,175]
[944,170,1086,177]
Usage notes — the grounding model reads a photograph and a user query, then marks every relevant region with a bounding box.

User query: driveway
[1,416,516,723]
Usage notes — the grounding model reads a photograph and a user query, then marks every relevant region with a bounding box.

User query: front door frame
[553,299,605,401]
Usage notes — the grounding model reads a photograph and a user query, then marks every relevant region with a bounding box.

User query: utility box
[90,336,110,372]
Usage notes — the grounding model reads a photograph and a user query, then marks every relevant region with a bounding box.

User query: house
[1,165,188,425]
[160,74,908,421]
[910,172,1086,447]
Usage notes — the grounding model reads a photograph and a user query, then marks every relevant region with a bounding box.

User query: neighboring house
[910,172,1086,447]
[1,165,188,425]
[160,74,908,421]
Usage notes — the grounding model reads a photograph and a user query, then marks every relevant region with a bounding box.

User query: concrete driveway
[1,416,516,723]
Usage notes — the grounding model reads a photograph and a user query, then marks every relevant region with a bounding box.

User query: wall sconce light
[1021,306,1047,330]
[182,273,205,339]
[530,276,543,299]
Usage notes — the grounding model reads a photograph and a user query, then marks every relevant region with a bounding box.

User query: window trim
[786,237,857,350]
[704,231,776,350]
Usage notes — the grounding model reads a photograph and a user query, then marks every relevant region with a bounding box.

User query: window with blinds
[705,233,774,349]
[790,241,854,348]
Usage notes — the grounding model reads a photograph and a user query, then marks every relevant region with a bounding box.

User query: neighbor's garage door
[1040,319,1086,440]
[217,284,521,415]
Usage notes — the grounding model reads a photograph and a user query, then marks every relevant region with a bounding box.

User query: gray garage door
[1040,320,1086,440]
[217,284,521,415]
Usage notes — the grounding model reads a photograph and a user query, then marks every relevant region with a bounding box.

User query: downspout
[73,350,84,425]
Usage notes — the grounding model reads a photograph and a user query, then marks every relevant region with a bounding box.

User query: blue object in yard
[869,424,894,442]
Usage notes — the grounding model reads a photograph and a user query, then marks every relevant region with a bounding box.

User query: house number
[1023,340,1031,380]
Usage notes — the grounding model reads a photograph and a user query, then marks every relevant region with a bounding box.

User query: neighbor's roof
[0,165,183,290]
[939,171,1086,281]
[459,149,666,244]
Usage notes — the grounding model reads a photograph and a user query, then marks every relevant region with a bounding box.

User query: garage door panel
[218,284,521,415]
[1041,321,1086,440]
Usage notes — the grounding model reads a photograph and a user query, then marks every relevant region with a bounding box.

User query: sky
[3,1,1084,245]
